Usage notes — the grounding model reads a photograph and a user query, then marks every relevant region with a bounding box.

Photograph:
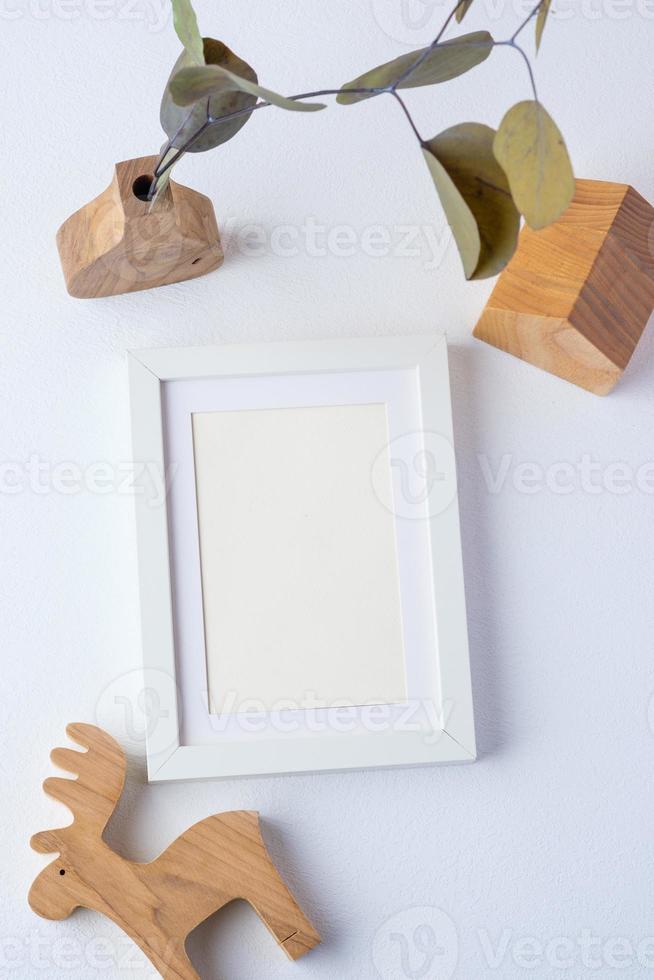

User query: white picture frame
[128,334,475,782]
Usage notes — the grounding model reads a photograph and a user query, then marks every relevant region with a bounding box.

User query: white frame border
[128,335,475,782]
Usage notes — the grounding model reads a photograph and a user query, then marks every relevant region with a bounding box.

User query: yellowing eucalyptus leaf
[423,149,480,278]
[337,31,493,105]
[171,0,204,65]
[535,0,552,51]
[455,0,475,23]
[493,100,574,229]
[170,64,325,111]
[423,122,520,280]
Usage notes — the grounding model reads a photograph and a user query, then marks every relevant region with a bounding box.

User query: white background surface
[2,0,654,977]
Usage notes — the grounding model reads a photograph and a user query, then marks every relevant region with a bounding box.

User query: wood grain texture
[56,157,223,299]
[473,179,654,394]
[29,724,320,979]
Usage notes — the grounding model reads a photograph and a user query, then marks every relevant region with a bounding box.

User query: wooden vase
[473,179,654,394]
[56,156,224,299]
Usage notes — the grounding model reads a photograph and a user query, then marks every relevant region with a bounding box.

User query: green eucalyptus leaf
[455,0,475,23]
[423,122,520,280]
[337,31,493,105]
[160,39,258,152]
[535,0,552,51]
[493,100,574,229]
[170,64,325,112]
[171,0,203,65]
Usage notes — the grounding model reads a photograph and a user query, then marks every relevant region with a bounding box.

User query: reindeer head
[29,831,85,920]
[29,723,126,921]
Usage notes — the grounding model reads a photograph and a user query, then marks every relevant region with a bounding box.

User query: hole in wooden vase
[132,175,154,202]
[59,869,66,876]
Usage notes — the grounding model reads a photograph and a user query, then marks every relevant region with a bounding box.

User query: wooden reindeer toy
[29,723,321,979]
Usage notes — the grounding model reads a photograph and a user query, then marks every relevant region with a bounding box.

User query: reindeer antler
[31,723,126,850]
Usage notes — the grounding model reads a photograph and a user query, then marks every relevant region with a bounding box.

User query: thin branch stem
[391,91,423,143]
[154,118,212,179]
[154,106,198,176]
[514,43,538,100]
[278,87,381,101]
[494,40,538,100]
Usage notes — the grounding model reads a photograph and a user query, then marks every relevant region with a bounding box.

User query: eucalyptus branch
[140,0,575,281]
[148,0,572,253]
[149,0,471,196]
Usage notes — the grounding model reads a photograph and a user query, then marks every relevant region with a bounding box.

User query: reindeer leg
[249,872,322,961]
[157,946,199,980]
[230,813,321,960]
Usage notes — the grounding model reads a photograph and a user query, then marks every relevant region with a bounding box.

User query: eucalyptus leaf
[423,150,480,279]
[493,100,574,229]
[423,122,520,279]
[535,0,552,51]
[171,0,204,65]
[337,31,493,105]
[160,39,258,152]
[455,0,475,23]
[170,65,325,112]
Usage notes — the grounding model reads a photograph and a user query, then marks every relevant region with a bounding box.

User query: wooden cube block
[473,179,654,394]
